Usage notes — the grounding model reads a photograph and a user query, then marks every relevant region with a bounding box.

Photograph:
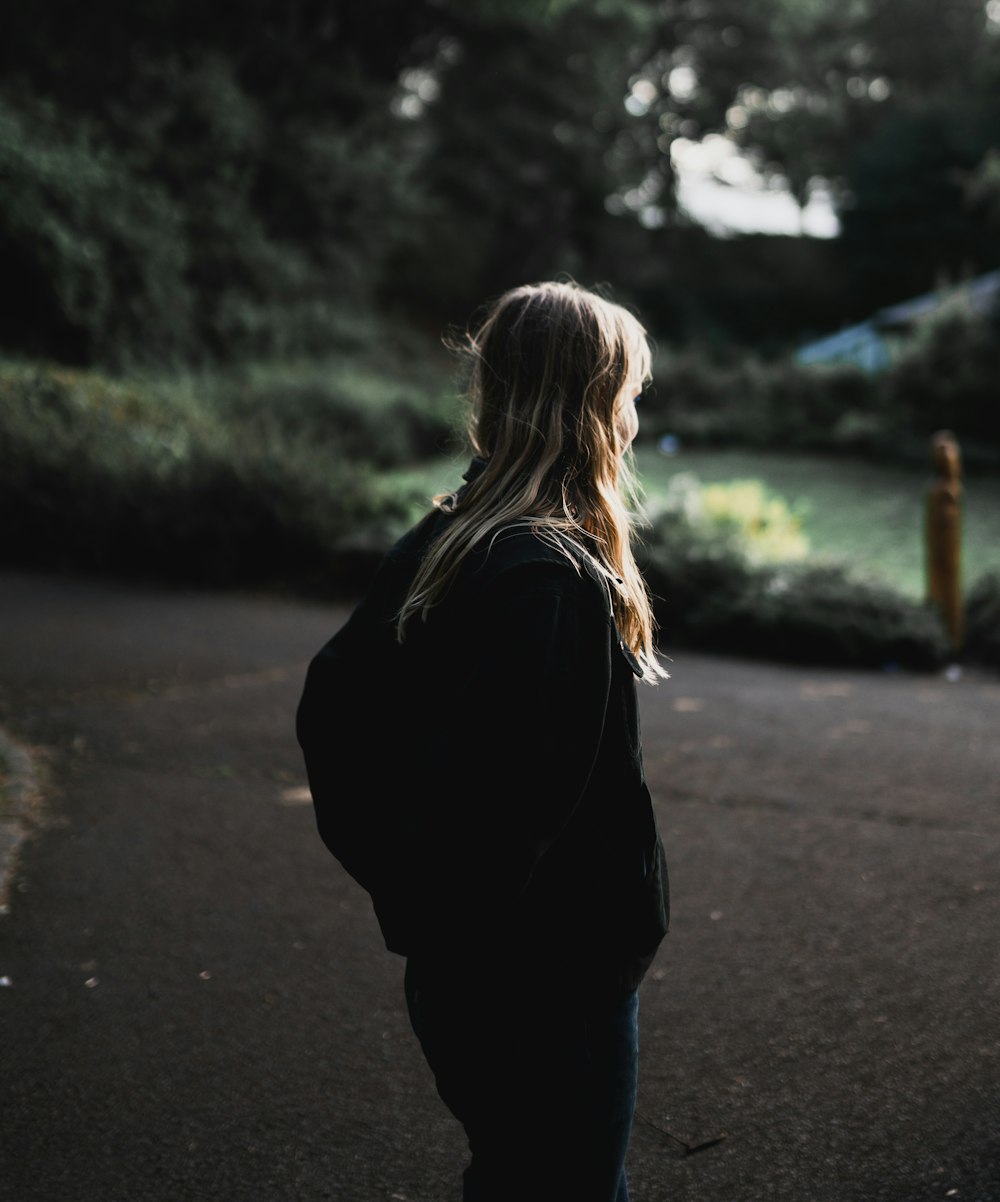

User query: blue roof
[795,321,891,371]
[795,269,1000,370]
[874,269,1000,329]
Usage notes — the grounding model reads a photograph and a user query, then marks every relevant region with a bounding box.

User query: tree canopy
[1,0,997,365]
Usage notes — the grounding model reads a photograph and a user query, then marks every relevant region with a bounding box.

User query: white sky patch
[671,134,840,238]
[666,65,698,101]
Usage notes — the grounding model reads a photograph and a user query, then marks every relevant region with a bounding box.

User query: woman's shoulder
[458,523,571,574]
[457,524,611,614]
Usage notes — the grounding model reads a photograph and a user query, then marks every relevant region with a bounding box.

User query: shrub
[0,93,198,366]
[641,308,1000,462]
[639,348,894,456]
[690,476,809,563]
[0,359,417,590]
[211,356,461,470]
[712,564,950,670]
[0,355,971,670]
[0,66,426,368]
[964,571,1000,669]
[640,509,950,670]
[884,310,1000,449]
[638,511,757,641]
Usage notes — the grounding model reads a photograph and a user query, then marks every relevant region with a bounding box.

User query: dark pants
[404,959,638,1202]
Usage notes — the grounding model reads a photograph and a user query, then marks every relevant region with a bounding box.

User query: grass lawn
[634,446,1000,598]
[385,447,1000,600]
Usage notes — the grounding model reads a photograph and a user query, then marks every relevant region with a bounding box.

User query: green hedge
[640,308,1000,463]
[639,513,950,671]
[964,571,1000,669]
[638,349,896,456]
[5,356,991,672]
[0,358,454,588]
[211,356,460,470]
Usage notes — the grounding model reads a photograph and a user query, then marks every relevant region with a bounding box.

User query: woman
[298,280,670,1201]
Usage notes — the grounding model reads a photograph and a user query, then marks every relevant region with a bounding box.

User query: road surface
[1,568,998,1201]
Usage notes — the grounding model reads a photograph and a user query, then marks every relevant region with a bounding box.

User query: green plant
[964,571,1000,669]
[697,476,809,563]
[884,310,1000,448]
[638,347,898,457]
[716,564,949,670]
[0,358,414,589]
[639,308,1000,463]
[211,357,462,470]
[639,508,949,670]
[0,94,198,365]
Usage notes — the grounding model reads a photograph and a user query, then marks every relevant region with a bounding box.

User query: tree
[0,0,657,361]
[383,2,658,321]
[617,0,1000,313]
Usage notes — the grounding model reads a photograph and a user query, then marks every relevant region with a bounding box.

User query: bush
[0,93,197,366]
[639,348,896,456]
[0,75,427,369]
[211,356,461,470]
[660,472,810,564]
[712,564,950,670]
[964,571,1000,669]
[640,509,950,670]
[1,355,974,671]
[641,307,1000,463]
[884,310,1000,448]
[638,511,757,639]
[0,359,433,590]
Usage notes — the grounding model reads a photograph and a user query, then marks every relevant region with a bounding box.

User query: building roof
[795,269,1000,370]
[874,269,1000,331]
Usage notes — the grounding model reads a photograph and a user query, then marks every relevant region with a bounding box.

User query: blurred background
[2,0,999,669]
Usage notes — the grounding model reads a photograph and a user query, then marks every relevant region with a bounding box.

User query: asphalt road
[1,568,998,1202]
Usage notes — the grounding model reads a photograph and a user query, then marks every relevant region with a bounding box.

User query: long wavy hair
[397,280,667,683]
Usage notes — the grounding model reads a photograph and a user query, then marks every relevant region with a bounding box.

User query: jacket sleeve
[405,562,613,941]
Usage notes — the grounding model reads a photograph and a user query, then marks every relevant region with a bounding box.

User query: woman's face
[615,376,642,451]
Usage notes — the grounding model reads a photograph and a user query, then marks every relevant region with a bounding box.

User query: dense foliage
[0,354,453,589]
[7,355,995,671]
[3,2,997,670]
[2,0,998,366]
[635,305,1000,462]
[964,571,1000,669]
[640,517,950,671]
[0,1,656,365]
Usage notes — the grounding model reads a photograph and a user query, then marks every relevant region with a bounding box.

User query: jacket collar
[462,456,489,485]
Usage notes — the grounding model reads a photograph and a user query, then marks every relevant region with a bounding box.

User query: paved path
[1,568,998,1202]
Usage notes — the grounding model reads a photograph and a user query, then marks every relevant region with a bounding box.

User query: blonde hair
[397,279,667,683]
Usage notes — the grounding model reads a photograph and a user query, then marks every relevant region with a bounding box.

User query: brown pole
[925,430,963,653]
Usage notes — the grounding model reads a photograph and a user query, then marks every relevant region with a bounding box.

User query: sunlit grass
[634,446,1000,598]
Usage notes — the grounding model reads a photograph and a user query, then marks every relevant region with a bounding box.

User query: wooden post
[926,430,963,653]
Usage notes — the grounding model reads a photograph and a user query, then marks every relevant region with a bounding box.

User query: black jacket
[297,467,669,997]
